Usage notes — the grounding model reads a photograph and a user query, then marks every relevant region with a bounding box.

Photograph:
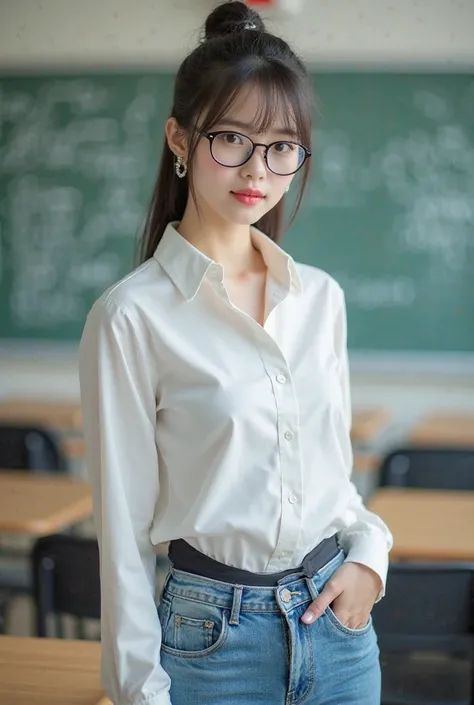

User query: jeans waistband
[162,546,346,617]
[167,535,340,587]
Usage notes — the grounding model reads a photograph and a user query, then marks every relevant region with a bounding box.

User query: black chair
[31,534,169,639]
[32,534,101,638]
[0,425,67,472]
[379,448,474,491]
[0,554,31,633]
[372,563,474,705]
[0,425,68,632]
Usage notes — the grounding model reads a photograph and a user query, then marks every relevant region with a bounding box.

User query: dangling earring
[285,185,290,193]
[175,155,187,178]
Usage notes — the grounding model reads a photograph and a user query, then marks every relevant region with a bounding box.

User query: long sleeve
[79,297,171,705]
[333,287,393,601]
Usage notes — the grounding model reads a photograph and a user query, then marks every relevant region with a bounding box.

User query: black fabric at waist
[167,535,340,587]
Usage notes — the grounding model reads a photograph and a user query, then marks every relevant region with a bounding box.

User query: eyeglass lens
[211,133,305,175]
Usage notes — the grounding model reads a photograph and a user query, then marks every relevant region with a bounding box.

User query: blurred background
[0,2,473,704]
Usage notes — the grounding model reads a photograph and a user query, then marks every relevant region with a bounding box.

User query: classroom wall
[1,0,474,68]
[1,0,473,431]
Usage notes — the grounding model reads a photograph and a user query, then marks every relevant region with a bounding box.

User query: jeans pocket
[314,550,373,637]
[325,607,373,637]
[158,594,229,658]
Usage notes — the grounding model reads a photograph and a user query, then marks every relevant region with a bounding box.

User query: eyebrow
[213,119,299,140]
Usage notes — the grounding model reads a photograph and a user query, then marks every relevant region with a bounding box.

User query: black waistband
[168,535,340,587]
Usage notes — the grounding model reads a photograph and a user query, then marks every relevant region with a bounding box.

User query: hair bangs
[251,69,312,147]
[192,62,312,149]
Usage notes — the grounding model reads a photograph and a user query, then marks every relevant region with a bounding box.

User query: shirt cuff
[117,692,171,705]
[340,531,390,602]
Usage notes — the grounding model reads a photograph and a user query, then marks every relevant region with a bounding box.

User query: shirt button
[276,374,287,384]
[284,430,294,441]
[288,494,298,504]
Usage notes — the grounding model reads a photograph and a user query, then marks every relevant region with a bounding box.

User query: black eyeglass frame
[198,129,312,176]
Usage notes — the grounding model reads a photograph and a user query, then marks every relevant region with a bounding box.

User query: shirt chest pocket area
[158,593,229,658]
[297,345,344,418]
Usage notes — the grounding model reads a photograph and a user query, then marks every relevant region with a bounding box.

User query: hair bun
[204,1,265,41]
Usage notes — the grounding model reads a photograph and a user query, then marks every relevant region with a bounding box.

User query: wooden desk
[351,408,391,446]
[0,399,82,431]
[0,399,86,462]
[0,471,92,535]
[368,487,474,561]
[0,635,110,705]
[410,412,474,448]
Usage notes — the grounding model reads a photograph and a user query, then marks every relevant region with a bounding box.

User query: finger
[333,608,370,630]
[301,582,341,624]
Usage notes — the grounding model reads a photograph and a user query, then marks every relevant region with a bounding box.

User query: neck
[177,200,266,277]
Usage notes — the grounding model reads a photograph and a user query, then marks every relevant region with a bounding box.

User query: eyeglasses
[198,130,311,176]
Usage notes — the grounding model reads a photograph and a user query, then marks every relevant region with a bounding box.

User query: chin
[224,203,272,225]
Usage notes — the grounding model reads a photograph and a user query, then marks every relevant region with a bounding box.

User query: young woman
[79,3,393,704]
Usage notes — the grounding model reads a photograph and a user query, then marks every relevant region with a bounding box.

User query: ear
[165,117,188,161]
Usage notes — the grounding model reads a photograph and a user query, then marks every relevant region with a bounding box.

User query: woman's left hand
[301,562,382,629]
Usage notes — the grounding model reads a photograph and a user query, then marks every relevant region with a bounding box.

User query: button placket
[262,359,303,570]
[253,314,303,573]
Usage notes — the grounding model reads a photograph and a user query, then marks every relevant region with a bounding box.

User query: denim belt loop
[304,575,319,602]
[229,585,243,626]
[162,569,173,593]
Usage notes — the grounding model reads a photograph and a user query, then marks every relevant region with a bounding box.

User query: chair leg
[55,614,63,638]
[470,664,474,705]
[76,617,86,640]
[0,594,10,634]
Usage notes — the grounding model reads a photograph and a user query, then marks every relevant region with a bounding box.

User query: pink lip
[233,189,264,197]
[231,190,265,206]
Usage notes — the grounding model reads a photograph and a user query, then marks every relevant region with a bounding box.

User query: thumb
[301,582,340,624]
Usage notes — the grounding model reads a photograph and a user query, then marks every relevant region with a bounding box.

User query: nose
[240,145,267,180]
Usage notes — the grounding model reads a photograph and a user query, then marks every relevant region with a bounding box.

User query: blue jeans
[157,548,381,704]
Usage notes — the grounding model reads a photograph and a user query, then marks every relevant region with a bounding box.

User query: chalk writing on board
[0,73,473,352]
[309,129,364,207]
[335,274,417,310]
[309,94,473,277]
[0,78,159,328]
[388,116,474,273]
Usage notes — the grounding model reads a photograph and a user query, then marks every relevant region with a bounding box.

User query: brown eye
[274,142,294,153]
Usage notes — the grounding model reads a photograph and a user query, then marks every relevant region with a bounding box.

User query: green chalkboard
[0,71,473,355]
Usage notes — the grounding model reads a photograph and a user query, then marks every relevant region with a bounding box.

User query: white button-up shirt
[79,221,393,705]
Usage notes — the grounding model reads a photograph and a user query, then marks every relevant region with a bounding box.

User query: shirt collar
[153,221,303,302]
[250,227,303,295]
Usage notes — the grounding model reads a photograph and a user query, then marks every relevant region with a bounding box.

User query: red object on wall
[246,0,302,12]
[245,0,276,6]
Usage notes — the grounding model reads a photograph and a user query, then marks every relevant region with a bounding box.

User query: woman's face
[191,87,297,226]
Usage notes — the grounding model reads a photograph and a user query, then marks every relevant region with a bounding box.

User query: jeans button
[280,588,292,603]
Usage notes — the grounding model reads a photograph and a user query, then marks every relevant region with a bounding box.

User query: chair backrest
[379,448,474,490]
[372,563,474,653]
[0,425,67,472]
[32,534,100,637]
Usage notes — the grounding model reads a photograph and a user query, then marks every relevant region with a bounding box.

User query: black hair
[139,0,313,262]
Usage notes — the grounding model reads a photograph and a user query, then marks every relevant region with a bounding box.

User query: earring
[285,185,290,193]
[175,156,187,178]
